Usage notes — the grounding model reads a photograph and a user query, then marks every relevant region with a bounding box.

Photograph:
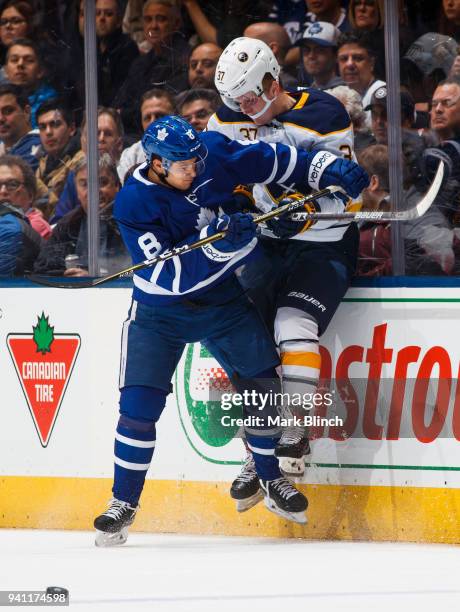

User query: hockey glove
[307,151,369,198]
[232,184,256,213]
[208,213,257,252]
[265,195,319,239]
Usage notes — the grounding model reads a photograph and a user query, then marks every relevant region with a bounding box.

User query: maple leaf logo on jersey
[156,127,168,141]
[185,129,196,140]
[195,207,216,230]
[7,313,80,447]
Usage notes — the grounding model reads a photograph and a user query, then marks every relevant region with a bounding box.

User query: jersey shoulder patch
[281,89,351,136]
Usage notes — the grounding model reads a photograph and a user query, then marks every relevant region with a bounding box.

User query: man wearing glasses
[430,80,460,142]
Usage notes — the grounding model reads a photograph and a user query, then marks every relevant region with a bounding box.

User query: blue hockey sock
[113,386,166,506]
[238,367,282,481]
[245,433,281,481]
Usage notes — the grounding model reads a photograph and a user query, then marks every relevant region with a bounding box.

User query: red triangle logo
[7,315,80,447]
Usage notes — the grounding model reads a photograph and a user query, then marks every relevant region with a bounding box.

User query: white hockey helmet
[215,37,281,111]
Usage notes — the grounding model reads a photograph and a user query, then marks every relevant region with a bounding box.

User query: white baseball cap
[296,21,340,48]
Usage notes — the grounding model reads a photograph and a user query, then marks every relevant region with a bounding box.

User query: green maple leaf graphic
[33,312,54,354]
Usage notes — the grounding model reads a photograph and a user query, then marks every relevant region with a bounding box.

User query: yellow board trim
[1,476,459,543]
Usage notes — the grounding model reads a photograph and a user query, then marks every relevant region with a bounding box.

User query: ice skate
[275,427,311,477]
[94,498,138,547]
[260,476,308,524]
[230,453,263,512]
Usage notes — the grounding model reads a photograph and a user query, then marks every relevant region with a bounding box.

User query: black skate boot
[260,477,308,524]
[230,453,263,512]
[275,427,311,477]
[94,498,139,547]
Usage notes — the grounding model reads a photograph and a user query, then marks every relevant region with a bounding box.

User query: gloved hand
[265,196,319,239]
[208,213,257,252]
[307,151,369,198]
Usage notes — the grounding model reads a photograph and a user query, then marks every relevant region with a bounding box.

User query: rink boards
[1,279,460,543]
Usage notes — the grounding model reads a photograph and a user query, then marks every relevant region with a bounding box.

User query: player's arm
[115,206,257,296]
[206,132,368,199]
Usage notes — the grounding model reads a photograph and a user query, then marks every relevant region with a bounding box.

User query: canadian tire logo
[7,313,81,447]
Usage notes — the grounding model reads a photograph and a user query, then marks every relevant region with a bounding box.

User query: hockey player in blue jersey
[210,37,369,509]
[93,115,367,546]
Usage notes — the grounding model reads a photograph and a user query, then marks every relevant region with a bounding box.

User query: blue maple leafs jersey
[207,89,357,242]
[114,130,318,306]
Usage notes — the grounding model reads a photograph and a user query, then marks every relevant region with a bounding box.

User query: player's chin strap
[247,93,276,120]
[27,161,445,290]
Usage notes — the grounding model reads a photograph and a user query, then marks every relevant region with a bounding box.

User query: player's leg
[204,293,308,523]
[94,300,185,546]
[274,226,359,475]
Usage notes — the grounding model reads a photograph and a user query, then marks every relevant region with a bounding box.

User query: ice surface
[1,529,460,612]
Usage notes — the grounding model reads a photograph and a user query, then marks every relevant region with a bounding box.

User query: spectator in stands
[305,0,350,32]
[176,88,220,132]
[181,0,268,48]
[439,0,460,40]
[54,107,124,222]
[117,88,175,183]
[327,84,373,152]
[34,153,128,277]
[187,43,222,90]
[430,79,460,142]
[365,85,426,188]
[347,0,385,77]
[93,0,139,106]
[114,0,191,136]
[402,33,457,108]
[295,22,343,90]
[35,98,82,219]
[4,38,58,127]
[0,198,41,276]
[0,153,50,240]
[337,31,385,121]
[81,107,124,164]
[356,143,391,276]
[267,0,308,43]
[0,1,32,64]
[0,83,40,170]
[243,21,298,89]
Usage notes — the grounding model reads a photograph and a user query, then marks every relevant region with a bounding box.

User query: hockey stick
[27,161,443,289]
[289,160,445,223]
[27,184,342,289]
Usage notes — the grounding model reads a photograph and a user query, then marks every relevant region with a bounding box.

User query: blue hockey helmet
[142,115,208,175]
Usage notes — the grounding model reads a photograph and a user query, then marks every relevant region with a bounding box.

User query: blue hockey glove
[208,213,257,252]
[265,196,319,239]
[307,151,369,198]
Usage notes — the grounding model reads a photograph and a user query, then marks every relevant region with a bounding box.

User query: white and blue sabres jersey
[114,130,316,306]
[207,89,357,242]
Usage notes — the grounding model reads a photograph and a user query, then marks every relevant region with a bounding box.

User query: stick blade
[26,275,98,289]
[410,160,445,220]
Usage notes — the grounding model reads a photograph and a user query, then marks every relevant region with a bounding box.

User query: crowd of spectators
[1,0,460,278]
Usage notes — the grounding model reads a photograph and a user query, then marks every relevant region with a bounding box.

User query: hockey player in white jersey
[209,37,367,510]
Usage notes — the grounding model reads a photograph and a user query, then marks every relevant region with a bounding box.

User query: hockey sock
[237,367,282,481]
[275,307,321,415]
[113,386,166,506]
[245,433,282,480]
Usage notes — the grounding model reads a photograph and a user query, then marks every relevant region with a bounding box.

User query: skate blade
[234,489,264,512]
[278,456,305,477]
[95,528,129,547]
[263,498,308,525]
